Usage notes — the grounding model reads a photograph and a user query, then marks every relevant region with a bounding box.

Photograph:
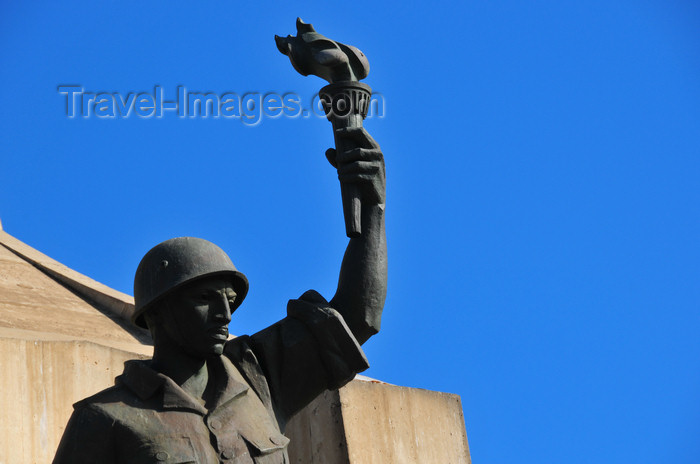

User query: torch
[275,18,373,238]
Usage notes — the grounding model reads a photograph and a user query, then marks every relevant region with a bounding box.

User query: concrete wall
[0,337,148,464]
[0,230,154,463]
[286,379,471,464]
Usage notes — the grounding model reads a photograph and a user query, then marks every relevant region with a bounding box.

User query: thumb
[325,148,338,168]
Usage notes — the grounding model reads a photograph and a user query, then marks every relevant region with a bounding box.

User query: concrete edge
[0,326,153,356]
[0,230,136,323]
[354,374,391,385]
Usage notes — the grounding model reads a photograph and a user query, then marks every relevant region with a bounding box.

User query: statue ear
[143,302,165,331]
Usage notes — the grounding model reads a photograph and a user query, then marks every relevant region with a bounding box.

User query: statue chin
[202,341,226,358]
[210,344,225,357]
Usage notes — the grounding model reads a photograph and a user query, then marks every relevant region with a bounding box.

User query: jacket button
[210,419,222,430]
[222,449,234,459]
[155,451,168,461]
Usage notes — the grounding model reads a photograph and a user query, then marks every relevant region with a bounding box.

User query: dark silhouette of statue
[53,19,386,464]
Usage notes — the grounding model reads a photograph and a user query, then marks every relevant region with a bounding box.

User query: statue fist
[325,127,385,206]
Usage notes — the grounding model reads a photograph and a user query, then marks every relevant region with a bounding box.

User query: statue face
[158,276,237,358]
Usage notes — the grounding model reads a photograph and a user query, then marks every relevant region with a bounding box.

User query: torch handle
[330,112,364,237]
[320,81,372,238]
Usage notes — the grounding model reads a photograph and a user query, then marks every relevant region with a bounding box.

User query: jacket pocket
[136,436,198,463]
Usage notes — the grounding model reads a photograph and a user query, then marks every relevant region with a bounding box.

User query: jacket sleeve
[241,290,369,427]
[53,404,116,464]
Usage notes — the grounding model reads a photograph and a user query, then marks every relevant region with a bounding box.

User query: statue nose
[214,294,232,323]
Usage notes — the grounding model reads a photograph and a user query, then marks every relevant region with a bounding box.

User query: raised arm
[326,127,387,345]
[275,19,386,345]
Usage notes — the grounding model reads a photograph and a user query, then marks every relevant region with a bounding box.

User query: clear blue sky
[1,1,699,462]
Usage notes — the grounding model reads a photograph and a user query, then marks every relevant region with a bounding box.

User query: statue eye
[199,292,210,301]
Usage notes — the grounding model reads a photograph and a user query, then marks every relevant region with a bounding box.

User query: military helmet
[132,237,249,329]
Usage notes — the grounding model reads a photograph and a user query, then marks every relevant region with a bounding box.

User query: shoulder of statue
[72,384,126,411]
[223,335,253,363]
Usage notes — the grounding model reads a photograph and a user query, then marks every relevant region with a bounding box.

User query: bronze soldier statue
[53,20,386,464]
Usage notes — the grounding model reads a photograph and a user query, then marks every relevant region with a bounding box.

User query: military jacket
[53,291,369,464]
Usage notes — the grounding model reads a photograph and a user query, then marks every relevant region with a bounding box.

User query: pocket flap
[241,431,290,455]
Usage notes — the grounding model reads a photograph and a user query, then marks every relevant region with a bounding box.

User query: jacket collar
[117,356,249,415]
[207,353,250,410]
